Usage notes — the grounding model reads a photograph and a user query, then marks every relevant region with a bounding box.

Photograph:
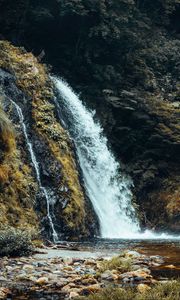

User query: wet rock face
[0,42,98,240]
[85,87,180,233]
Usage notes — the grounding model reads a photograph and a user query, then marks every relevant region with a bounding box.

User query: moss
[0,148,39,229]
[0,104,15,156]
[0,40,88,236]
[0,93,38,230]
[0,163,10,182]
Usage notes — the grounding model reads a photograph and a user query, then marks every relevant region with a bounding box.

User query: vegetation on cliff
[0,41,95,239]
[0,104,15,157]
[0,93,38,230]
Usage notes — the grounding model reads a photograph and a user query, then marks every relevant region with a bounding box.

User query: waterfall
[11,100,58,243]
[52,76,180,240]
[52,77,141,239]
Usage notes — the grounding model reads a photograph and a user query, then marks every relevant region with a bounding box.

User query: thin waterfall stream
[11,100,58,242]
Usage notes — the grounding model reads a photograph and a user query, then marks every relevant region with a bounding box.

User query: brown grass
[0,106,15,154]
[99,255,133,273]
[77,280,180,300]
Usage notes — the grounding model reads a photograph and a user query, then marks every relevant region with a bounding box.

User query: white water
[53,77,179,240]
[11,100,58,242]
[53,77,140,238]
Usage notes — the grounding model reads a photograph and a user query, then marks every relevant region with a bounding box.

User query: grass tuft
[99,255,133,273]
[77,280,180,300]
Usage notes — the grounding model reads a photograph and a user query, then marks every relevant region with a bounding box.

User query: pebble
[80,283,101,295]
[36,277,49,285]
[125,251,141,258]
[101,270,115,281]
[23,264,34,271]
[0,287,10,299]
[69,291,80,299]
[137,283,151,293]
[165,264,176,269]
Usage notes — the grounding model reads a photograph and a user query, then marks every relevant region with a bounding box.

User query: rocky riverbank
[0,248,177,300]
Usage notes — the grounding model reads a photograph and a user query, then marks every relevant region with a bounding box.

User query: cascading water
[53,77,141,239]
[11,100,58,242]
[53,76,180,240]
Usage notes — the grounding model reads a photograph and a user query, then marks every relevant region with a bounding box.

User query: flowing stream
[11,100,58,242]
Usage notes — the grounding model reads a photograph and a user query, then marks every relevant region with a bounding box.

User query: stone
[84,259,97,266]
[69,291,80,299]
[84,268,96,275]
[137,267,151,274]
[120,269,152,281]
[137,283,151,293]
[122,277,130,283]
[36,277,49,285]
[29,276,38,282]
[134,276,147,281]
[63,266,74,272]
[71,276,82,283]
[131,264,143,271]
[16,274,29,281]
[165,264,176,269]
[121,90,136,97]
[101,270,115,281]
[56,278,69,287]
[72,258,85,264]
[102,89,114,95]
[80,284,101,295]
[81,277,98,285]
[101,270,119,281]
[0,276,6,281]
[62,283,76,292]
[135,269,152,279]
[23,264,34,271]
[0,288,10,299]
[125,251,141,258]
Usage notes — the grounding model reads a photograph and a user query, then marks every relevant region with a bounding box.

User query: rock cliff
[0,41,97,240]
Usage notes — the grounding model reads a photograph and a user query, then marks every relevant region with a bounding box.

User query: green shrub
[0,227,34,257]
